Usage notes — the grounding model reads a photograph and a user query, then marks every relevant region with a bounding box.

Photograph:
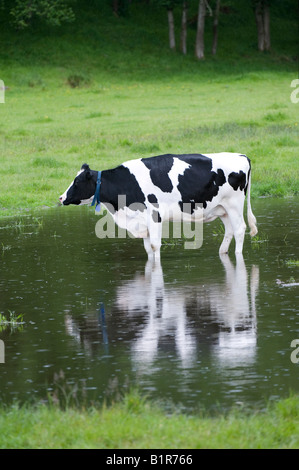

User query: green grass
[1,75,297,216]
[0,1,298,217]
[0,392,298,449]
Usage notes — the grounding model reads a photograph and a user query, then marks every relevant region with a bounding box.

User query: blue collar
[91,171,102,212]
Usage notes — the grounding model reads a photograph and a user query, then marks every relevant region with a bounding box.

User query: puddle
[0,197,298,411]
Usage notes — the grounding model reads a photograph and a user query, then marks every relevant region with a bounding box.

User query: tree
[167,4,176,50]
[180,1,188,54]
[150,0,223,58]
[195,0,221,59]
[253,0,271,51]
[212,0,220,55]
[112,0,132,17]
[5,0,76,29]
[165,0,178,51]
[154,0,182,51]
[154,0,198,55]
[195,0,206,59]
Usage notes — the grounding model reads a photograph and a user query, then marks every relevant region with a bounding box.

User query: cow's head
[59,164,97,206]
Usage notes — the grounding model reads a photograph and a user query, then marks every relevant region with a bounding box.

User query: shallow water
[0,197,298,411]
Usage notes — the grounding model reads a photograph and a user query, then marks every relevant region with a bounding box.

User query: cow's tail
[247,167,258,237]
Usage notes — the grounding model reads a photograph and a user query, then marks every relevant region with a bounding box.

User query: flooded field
[0,197,298,412]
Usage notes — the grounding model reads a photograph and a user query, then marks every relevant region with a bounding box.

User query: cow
[59,153,258,261]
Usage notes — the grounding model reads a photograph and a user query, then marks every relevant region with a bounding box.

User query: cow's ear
[81,163,90,171]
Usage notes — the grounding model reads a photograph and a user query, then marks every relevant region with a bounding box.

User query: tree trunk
[113,0,119,16]
[255,1,264,50]
[212,0,221,55]
[254,0,271,51]
[263,3,271,51]
[167,9,176,51]
[180,1,188,55]
[195,0,206,60]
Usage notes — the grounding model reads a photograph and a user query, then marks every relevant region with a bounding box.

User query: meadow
[1,70,298,217]
[0,2,298,217]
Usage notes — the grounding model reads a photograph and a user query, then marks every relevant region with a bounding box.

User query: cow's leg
[148,221,162,262]
[219,213,234,254]
[225,204,246,254]
[143,233,162,261]
[143,237,154,260]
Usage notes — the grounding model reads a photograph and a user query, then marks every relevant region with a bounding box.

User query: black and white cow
[59,153,257,260]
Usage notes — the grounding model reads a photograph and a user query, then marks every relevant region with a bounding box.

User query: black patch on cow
[176,154,226,212]
[228,170,246,192]
[214,168,226,187]
[152,210,162,223]
[100,165,146,213]
[148,193,158,205]
[141,154,174,193]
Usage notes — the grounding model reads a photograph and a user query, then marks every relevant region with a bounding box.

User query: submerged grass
[0,392,298,449]
[0,311,24,332]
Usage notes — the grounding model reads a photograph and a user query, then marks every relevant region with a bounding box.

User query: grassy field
[0,2,298,217]
[0,392,298,449]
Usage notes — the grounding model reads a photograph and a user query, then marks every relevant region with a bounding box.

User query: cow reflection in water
[115,254,259,370]
[65,255,259,370]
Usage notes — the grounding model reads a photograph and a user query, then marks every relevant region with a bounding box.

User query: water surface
[0,197,298,411]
